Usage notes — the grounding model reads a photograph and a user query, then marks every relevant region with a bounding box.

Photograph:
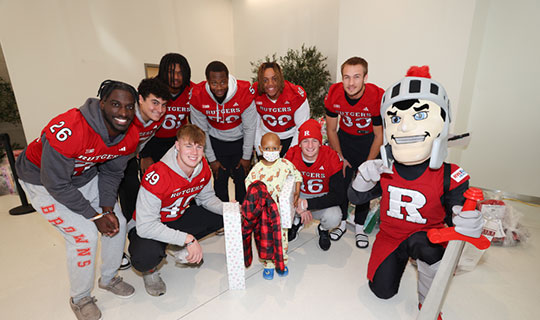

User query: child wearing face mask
[245,132,302,280]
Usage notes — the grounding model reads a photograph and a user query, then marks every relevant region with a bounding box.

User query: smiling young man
[127,124,224,297]
[324,57,384,249]
[16,80,140,320]
[253,62,310,156]
[190,60,257,202]
[284,119,343,251]
[139,53,193,172]
[118,77,170,223]
[117,77,170,269]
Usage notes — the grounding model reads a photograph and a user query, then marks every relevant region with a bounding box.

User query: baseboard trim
[474,186,540,205]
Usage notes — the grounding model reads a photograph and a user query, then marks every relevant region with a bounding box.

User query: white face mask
[262,151,280,162]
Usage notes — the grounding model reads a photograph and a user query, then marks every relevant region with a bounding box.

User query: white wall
[457,0,540,197]
[231,0,340,82]
[2,0,538,196]
[337,0,476,119]
[337,0,540,197]
[0,0,234,141]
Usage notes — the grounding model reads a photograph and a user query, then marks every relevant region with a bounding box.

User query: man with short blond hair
[324,57,384,249]
[128,124,224,297]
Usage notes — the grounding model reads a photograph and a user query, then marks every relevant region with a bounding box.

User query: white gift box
[223,202,245,290]
[279,175,295,229]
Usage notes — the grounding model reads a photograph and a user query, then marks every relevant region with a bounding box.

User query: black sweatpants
[210,136,247,202]
[279,137,293,157]
[369,231,445,299]
[339,130,374,225]
[128,204,223,272]
[118,157,140,222]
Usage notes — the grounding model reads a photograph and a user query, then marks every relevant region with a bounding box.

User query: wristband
[90,213,104,221]
[185,238,196,246]
[90,210,112,221]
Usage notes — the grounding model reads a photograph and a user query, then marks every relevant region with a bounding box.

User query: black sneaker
[317,224,331,251]
[288,222,303,243]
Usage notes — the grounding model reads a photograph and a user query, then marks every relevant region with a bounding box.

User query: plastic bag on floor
[457,194,530,273]
[494,200,530,246]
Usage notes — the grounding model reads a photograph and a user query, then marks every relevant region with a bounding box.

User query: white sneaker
[119,253,131,270]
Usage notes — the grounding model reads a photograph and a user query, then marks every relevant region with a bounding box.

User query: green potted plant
[0,77,24,160]
[0,77,21,125]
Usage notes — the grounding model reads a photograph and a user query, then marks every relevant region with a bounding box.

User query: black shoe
[317,224,331,251]
[288,221,303,243]
[119,252,131,270]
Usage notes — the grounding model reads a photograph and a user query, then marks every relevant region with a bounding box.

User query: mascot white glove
[452,205,484,238]
[351,159,393,192]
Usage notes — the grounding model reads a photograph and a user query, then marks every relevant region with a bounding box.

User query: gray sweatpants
[20,176,126,302]
[297,193,341,230]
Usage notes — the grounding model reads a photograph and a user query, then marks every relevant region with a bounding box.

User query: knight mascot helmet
[380,66,450,169]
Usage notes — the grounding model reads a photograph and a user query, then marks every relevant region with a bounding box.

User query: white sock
[339,220,346,230]
[356,224,365,235]
[293,216,301,225]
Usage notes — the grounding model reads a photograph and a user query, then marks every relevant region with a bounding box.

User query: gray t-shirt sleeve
[241,101,257,160]
[190,105,216,162]
[194,181,223,214]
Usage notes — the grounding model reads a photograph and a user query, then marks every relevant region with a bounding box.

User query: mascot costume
[348,66,484,318]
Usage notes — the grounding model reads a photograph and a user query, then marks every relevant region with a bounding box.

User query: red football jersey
[367,163,469,280]
[324,82,383,136]
[285,145,342,196]
[154,82,193,138]
[132,112,164,145]
[189,80,255,130]
[25,108,139,176]
[136,158,212,222]
[253,80,307,133]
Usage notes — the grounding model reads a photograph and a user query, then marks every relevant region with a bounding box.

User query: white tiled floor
[1,193,539,319]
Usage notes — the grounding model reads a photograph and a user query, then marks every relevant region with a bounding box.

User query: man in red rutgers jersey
[16,80,140,320]
[325,56,384,249]
[348,67,483,316]
[139,53,193,172]
[190,61,257,202]
[117,77,170,270]
[118,78,170,223]
[254,62,310,157]
[285,119,343,251]
[128,124,224,297]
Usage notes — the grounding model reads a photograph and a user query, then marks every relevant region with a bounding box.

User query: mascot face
[384,99,444,165]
